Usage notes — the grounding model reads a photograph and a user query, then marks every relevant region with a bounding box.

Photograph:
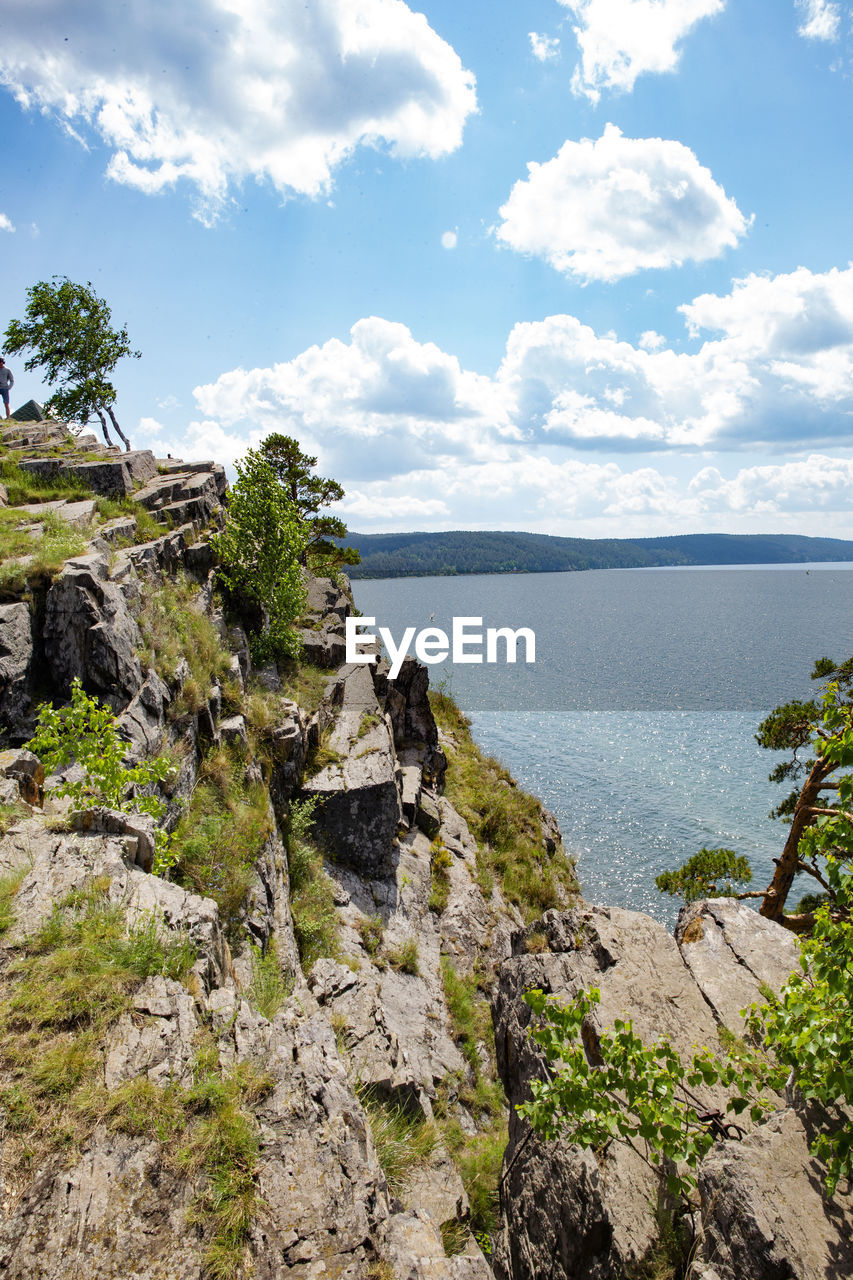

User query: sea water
[352,565,853,925]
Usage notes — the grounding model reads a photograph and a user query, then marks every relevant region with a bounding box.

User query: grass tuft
[429,689,578,921]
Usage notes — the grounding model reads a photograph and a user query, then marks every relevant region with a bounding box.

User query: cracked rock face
[491,900,853,1280]
[492,904,728,1280]
[44,555,143,707]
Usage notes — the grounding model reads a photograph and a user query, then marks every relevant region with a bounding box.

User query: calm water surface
[353,566,853,924]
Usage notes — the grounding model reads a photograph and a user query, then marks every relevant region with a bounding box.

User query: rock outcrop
[491,899,853,1280]
[0,418,846,1280]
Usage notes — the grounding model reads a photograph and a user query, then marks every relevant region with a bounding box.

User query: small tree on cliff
[257,433,360,574]
[212,449,307,663]
[659,657,853,929]
[3,277,140,449]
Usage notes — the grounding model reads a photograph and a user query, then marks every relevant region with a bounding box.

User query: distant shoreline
[341,529,853,579]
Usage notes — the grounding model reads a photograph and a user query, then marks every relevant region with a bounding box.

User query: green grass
[0,880,196,1171]
[429,841,453,914]
[170,747,273,942]
[429,689,578,921]
[0,801,30,836]
[278,661,332,715]
[94,495,168,544]
[357,914,385,957]
[0,508,89,597]
[0,459,94,505]
[0,865,28,937]
[387,937,420,976]
[285,798,340,972]
[438,957,508,1248]
[358,1087,437,1194]
[135,575,233,713]
[0,873,274,1278]
[248,942,292,1020]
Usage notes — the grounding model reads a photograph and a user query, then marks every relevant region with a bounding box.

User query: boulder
[698,1107,853,1280]
[43,554,143,707]
[268,701,310,810]
[0,602,34,731]
[0,748,43,805]
[302,664,402,877]
[676,897,800,1031]
[491,904,729,1280]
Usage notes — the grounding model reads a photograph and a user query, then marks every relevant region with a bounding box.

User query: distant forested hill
[341,530,853,578]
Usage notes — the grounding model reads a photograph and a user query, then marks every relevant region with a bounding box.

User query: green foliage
[0,507,89,597]
[178,1053,271,1278]
[170,747,272,940]
[357,913,385,957]
[0,458,93,504]
[344,530,853,579]
[655,847,753,903]
[518,987,776,1202]
[278,660,331,715]
[745,857,853,1194]
[257,433,360,574]
[26,678,174,870]
[429,689,578,920]
[3,277,139,435]
[0,883,195,1160]
[0,865,28,937]
[94,495,168,544]
[212,449,307,664]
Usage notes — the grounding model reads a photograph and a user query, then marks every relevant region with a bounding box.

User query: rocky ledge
[0,413,849,1279]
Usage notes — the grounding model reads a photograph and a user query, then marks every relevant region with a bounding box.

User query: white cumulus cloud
[796,0,842,40]
[529,32,561,61]
[186,264,853,522]
[496,125,750,283]
[0,214,14,232]
[0,0,477,222]
[441,229,458,249]
[558,0,725,102]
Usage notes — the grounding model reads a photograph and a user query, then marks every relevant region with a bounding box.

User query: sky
[2,0,853,540]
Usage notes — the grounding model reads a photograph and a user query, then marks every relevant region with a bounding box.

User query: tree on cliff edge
[657,656,853,929]
[3,277,140,449]
[257,433,360,573]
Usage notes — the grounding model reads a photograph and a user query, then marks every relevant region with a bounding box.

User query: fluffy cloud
[796,0,841,40]
[0,214,14,232]
[529,32,561,61]
[559,0,725,102]
[0,0,476,222]
[192,316,518,483]
[496,126,749,282]
[189,265,853,510]
[304,451,853,536]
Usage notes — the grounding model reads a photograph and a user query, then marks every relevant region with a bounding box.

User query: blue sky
[2,0,853,539]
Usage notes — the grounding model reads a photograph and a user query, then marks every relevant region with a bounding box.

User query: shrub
[212,449,307,664]
[26,677,175,871]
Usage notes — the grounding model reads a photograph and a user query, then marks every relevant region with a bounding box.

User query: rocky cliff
[0,417,848,1279]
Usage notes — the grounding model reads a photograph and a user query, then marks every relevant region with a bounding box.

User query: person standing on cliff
[0,358,13,419]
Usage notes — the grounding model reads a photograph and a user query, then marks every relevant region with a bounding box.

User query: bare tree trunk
[760,753,836,922]
[106,405,132,451]
[95,408,114,448]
